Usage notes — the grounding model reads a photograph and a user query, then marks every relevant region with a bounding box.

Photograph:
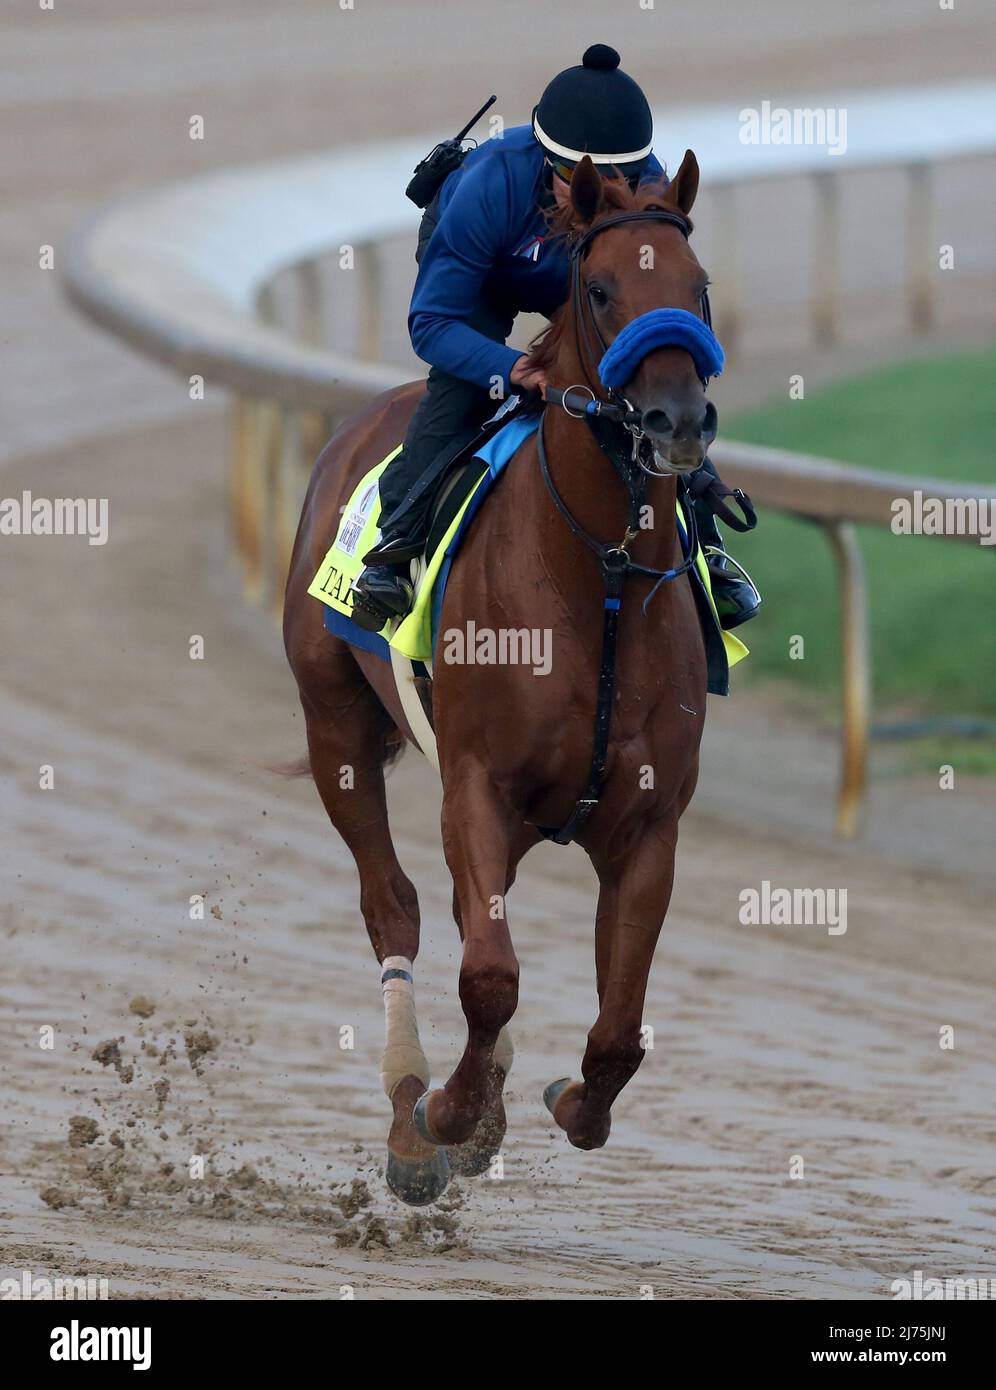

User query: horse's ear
[663,149,700,217]
[570,156,603,225]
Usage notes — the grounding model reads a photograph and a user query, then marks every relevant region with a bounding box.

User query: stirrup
[349,568,414,632]
[703,545,761,630]
[703,546,760,599]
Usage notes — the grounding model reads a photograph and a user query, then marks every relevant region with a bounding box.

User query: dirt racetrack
[3,418,996,1300]
[2,1,996,1300]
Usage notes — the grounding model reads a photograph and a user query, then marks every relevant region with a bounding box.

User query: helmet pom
[583,44,621,71]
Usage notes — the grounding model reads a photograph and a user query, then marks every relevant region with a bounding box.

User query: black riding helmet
[533,44,654,185]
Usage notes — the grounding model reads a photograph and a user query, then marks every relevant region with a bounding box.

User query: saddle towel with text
[307,416,748,692]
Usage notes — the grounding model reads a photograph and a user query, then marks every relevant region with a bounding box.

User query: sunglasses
[545,156,643,191]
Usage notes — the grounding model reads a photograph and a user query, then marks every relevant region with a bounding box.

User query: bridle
[535,206,716,848]
[571,207,712,374]
[540,204,714,583]
[546,206,715,477]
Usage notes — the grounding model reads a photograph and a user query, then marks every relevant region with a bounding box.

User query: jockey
[350,44,759,633]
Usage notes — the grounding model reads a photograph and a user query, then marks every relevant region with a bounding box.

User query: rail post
[812,170,840,348]
[712,180,742,361]
[825,519,870,837]
[908,160,935,333]
[358,242,382,362]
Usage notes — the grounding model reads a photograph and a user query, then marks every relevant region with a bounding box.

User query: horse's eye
[588,284,609,307]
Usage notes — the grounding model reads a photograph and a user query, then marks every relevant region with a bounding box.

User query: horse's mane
[530,174,690,374]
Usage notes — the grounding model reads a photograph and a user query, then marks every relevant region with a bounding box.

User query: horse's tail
[268,755,314,779]
[267,725,407,782]
[382,725,406,770]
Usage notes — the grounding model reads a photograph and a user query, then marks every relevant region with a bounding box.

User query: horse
[283,150,716,1205]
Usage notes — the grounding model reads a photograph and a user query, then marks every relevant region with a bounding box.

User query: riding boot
[348,479,425,632]
[689,458,760,631]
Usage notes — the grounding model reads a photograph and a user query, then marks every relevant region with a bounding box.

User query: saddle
[307,408,542,667]
[363,394,538,565]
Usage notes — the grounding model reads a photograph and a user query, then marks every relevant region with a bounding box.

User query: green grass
[725,347,996,739]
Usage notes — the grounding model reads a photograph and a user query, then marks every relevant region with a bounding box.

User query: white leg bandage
[493,1025,514,1078]
[379,956,430,1098]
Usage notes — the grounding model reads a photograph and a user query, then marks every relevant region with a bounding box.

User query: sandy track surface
[2,420,995,1300]
[4,676,996,1298]
[3,2,996,1300]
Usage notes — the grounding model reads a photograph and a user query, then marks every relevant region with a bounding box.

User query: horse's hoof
[412,1089,444,1145]
[543,1077,574,1117]
[385,1147,450,1207]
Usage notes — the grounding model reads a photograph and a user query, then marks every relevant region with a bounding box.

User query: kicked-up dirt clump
[39,1185,76,1209]
[183,1029,218,1074]
[68,1116,100,1149]
[91,1037,134,1084]
[43,999,469,1261]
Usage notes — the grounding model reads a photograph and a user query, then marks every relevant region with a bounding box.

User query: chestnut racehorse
[284,152,714,1205]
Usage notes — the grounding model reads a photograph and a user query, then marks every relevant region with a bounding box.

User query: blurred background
[2,0,995,1298]
[6,0,995,832]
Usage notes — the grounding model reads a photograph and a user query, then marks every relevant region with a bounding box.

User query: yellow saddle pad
[308,445,748,673]
[307,448,492,663]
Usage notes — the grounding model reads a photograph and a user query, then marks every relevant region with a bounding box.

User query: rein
[536,207,709,846]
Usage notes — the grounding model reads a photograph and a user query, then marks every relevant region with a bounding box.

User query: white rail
[60,94,996,835]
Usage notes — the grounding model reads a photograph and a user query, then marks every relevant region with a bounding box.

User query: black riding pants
[376,199,517,534]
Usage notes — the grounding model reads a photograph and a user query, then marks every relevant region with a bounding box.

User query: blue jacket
[408,124,663,392]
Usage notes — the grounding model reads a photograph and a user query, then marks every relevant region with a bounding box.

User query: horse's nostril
[642,409,673,437]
